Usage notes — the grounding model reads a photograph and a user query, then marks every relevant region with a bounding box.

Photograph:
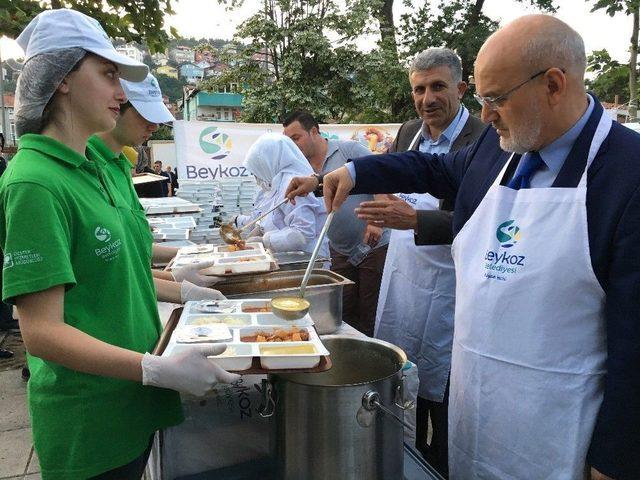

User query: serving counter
[151,301,440,480]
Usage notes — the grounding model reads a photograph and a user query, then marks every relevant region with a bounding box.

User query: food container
[159,301,329,373]
[261,336,414,480]
[217,269,353,334]
[170,248,275,276]
[174,324,232,343]
[272,251,329,271]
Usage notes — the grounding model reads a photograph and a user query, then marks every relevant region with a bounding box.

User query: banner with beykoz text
[173,120,401,181]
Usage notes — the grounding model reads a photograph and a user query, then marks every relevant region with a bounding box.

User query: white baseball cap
[121,74,175,124]
[16,9,148,82]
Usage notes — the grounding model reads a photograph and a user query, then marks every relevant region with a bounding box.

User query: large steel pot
[258,336,414,480]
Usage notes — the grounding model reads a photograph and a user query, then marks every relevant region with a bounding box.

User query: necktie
[507,151,544,190]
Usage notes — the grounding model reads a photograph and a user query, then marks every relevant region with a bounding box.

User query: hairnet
[15,47,86,136]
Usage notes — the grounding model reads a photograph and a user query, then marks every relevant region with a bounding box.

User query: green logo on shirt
[95,226,112,242]
[4,253,12,268]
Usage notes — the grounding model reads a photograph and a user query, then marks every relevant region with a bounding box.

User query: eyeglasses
[474,68,561,110]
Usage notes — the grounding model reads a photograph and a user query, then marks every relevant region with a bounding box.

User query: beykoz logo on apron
[483,219,526,281]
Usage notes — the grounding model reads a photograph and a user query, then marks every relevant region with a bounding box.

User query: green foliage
[150,124,174,141]
[204,0,376,123]
[2,79,17,94]
[590,0,640,16]
[587,49,633,102]
[0,0,177,53]
[205,0,561,124]
[155,73,186,103]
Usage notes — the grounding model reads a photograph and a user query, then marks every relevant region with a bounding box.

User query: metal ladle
[219,198,289,245]
[270,211,335,320]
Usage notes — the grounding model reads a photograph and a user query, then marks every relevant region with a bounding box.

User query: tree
[586,49,634,103]
[155,73,186,103]
[204,0,374,123]
[0,0,178,53]
[590,0,640,119]
[150,124,174,141]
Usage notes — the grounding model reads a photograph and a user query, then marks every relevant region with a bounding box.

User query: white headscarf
[243,133,313,192]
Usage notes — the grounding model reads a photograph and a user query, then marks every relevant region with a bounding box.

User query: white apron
[449,110,611,479]
[375,114,467,402]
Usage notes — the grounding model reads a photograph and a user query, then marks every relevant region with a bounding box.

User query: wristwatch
[312,173,324,197]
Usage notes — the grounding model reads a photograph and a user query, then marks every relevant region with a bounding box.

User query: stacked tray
[162,300,330,372]
[171,242,274,275]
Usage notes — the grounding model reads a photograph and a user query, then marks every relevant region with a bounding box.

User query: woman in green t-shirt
[2,10,239,479]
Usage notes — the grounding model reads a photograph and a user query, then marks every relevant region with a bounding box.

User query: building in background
[156,65,178,79]
[182,87,242,122]
[2,59,23,82]
[170,46,195,64]
[0,94,16,145]
[179,62,205,84]
[115,43,145,64]
[152,51,169,66]
[195,48,217,64]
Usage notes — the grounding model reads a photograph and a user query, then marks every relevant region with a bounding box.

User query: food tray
[172,254,273,275]
[156,302,332,374]
[177,242,266,257]
[170,243,276,276]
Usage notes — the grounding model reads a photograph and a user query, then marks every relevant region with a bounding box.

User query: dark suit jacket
[349,98,640,479]
[389,115,485,245]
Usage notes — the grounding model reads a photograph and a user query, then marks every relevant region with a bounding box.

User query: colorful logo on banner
[496,220,521,248]
[199,126,233,160]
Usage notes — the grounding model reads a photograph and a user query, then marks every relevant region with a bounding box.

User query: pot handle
[361,390,414,431]
[255,379,276,418]
[395,374,416,411]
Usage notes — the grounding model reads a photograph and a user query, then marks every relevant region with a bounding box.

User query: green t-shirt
[0,134,183,479]
[86,135,143,212]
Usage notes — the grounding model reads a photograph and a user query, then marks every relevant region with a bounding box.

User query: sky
[0,0,634,63]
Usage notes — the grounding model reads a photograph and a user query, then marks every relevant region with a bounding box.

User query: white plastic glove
[247,236,263,244]
[172,260,221,287]
[142,345,241,396]
[181,280,226,303]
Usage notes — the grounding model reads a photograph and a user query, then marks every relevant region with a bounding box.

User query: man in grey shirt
[283,111,389,336]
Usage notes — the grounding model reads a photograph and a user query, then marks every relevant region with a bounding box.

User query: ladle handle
[299,211,334,298]
[239,197,289,234]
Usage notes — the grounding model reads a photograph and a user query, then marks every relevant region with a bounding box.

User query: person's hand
[141,345,240,396]
[355,194,417,230]
[172,260,221,287]
[590,467,615,480]
[322,166,354,212]
[285,175,319,205]
[363,224,383,247]
[180,280,226,303]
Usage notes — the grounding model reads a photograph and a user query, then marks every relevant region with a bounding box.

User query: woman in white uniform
[242,133,329,257]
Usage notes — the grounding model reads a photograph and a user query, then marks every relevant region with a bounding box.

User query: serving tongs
[220,198,289,245]
[270,211,335,320]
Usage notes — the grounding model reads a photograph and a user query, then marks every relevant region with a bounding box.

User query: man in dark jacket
[287,15,639,480]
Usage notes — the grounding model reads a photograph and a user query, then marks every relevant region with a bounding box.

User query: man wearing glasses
[287,14,639,480]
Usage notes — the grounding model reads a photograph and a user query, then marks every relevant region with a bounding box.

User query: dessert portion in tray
[162,300,330,371]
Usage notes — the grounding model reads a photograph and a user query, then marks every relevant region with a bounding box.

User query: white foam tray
[163,300,327,371]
